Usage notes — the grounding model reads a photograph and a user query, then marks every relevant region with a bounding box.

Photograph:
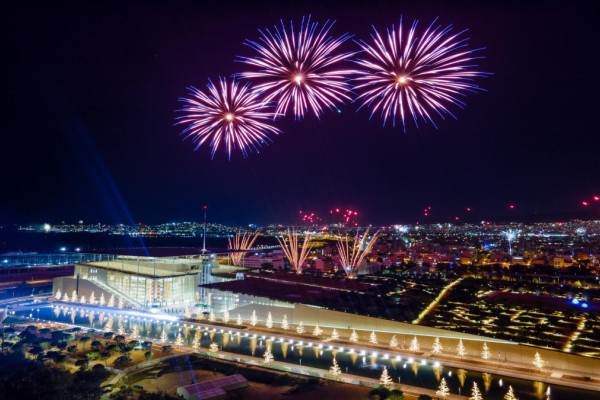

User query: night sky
[2,1,599,226]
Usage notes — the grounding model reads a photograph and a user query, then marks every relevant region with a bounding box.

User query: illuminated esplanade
[52,248,238,310]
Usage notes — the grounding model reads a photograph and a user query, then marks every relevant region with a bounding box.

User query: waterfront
[11,304,599,400]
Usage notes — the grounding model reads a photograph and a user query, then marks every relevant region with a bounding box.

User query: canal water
[14,305,600,400]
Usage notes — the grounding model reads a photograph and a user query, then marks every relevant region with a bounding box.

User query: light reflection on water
[14,305,599,400]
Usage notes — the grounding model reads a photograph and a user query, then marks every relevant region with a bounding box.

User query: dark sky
[1,1,599,226]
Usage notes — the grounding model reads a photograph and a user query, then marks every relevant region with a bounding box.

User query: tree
[313,324,323,337]
[457,339,466,358]
[161,345,173,354]
[369,331,378,344]
[296,321,305,334]
[144,351,153,361]
[113,355,129,369]
[250,310,258,326]
[281,314,289,330]
[432,337,443,355]
[160,330,168,344]
[174,333,184,348]
[349,329,359,343]
[208,342,219,353]
[329,356,341,376]
[389,335,398,349]
[331,328,340,340]
[263,346,274,363]
[481,342,491,360]
[191,331,200,349]
[222,310,230,324]
[79,336,90,350]
[436,378,450,398]
[266,312,273,328]
[504,385,518,400]
[409,336,419,353]
[469,381,483,400]
[532,351,544,370]
[236,314,243,326]
[131,325,140,340]
[90,340,102,351]
[380,366,393,388]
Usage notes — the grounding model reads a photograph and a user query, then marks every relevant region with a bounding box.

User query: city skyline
[2,1,599,226]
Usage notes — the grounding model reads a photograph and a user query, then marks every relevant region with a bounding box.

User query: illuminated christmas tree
[209,342,219,353]
[281,314,289,330]
[266,312,273,328]
[532,351,545,370]
[436,378,450,398]
[380,366,393,388]
[389,335,398,349]
[457,339,466,358]
[349,329,359,343]
[160,330,168,343]
[192,330,200,349]
[250,310,257,326]
[504,385,518,400]
[369,331,378,344]
[174,332,184,347]
[263,345,274,363]
[329,356,341,376]
[481,342,491,360]
[331,328,340,340]
[409,336,420,352]
[432,337,443,355]
[469,381,483,400]
[296,321,305,334]
[313,324,323,336]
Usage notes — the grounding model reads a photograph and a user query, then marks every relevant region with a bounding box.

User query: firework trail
[237,15,355,119]
[177,78,280,158]
[353,17,487,130]
[228,230,259,266]
[337,227,379,277]
[276,229,313,274]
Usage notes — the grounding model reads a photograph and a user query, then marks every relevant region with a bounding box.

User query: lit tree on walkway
[504,385,518,400]
[209,311,216,322]
[131,325,140,339]
[277,229,313,274]
[432,337,443,354]
[160,330,168,343]
[436,378,450,398]
[99,293,106,306]
[183,306,191,318]
[380,366,393,388]
[266,312,273,328]
[209,342,219,353]
[108,294,115,308]
[409,336,420,352]
[89,291,96,305]
[281,314,289,330]
[532,351,545,370]
[330,356,341,376]
[72,290,78,303]
[313,324,323,337]
[389,335,398,349]
[250,310,257,326]
[296,321,305,334]
[228,231,259,266]
[369,331,378,344]
[80,295,87,304]
[174,332,184,348]
[349,329,359,343]
[55,289,62,300]
[469,381,483,400]
[457,339,466,358]
[118,297,124,309]
[263,345,274,363]
[331,328,340,340]
[236,314,242,326]
[337,228,380,278]
[481,342,491,360]
[192,330,200,349]
[223,309,230,324]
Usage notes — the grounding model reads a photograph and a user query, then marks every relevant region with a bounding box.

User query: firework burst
[177,78,280,158]
[354,17,487,130]
[237,15,355,119]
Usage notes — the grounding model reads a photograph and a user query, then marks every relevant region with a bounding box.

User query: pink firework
[237,15,355,119]
[177,78,280,158]
[354,18,487,130]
